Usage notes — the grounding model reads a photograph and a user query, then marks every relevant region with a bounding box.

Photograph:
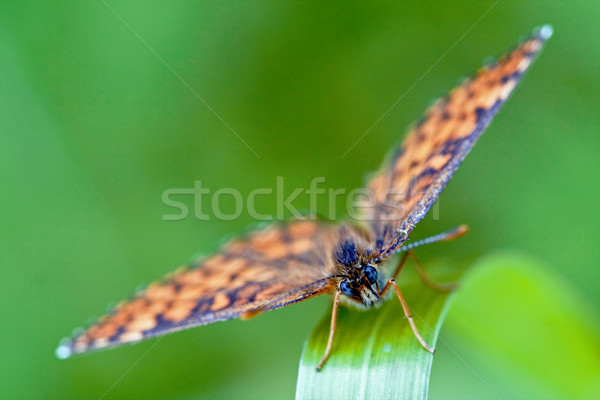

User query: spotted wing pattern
[59,221,368,357]
[363,28,551,257]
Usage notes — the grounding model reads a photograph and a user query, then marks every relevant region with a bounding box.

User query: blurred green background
[1,1,599,399]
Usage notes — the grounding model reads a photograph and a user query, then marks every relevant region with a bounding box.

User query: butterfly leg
[380,225,468,295]
[379,251,411,297]
[406,250,458,292]
[379,249,457,296]
[316,290,341,371]
[388,278,435,354]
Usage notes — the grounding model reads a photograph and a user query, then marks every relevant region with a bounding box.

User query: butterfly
[56,26,552,370]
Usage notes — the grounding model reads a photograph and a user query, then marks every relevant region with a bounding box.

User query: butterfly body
[56,26,552,365]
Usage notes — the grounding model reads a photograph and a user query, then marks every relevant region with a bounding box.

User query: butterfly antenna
[398,225,469,253]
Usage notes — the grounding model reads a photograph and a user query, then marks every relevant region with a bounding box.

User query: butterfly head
[335,240,382,307]
[338,263,381,307]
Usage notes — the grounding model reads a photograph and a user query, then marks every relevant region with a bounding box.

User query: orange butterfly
[56,26,552,370]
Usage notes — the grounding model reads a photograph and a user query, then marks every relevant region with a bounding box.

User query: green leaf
[296,260,466,400]
[442,252,600,399]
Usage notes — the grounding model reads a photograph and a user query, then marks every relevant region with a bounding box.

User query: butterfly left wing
[362,26,552,257]
[57,220,367,358]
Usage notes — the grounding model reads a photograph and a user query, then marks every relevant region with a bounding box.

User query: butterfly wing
[363,27,551,257]
[58,220,365,357]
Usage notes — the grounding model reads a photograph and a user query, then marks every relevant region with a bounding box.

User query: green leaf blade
[296,262,462,400]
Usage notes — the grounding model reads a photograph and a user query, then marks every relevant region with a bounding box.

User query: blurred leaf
[444,252,600,399]
[296,260,465,400]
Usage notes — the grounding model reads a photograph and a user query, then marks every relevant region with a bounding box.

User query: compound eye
[364,265,378,284]
[340,280,354,297]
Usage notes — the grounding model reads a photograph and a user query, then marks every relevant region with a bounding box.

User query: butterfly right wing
[58,220,367,358]
[361,27,552,257]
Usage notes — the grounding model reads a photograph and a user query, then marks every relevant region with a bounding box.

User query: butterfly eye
[364,265,378,284]
[340,280,354,297]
